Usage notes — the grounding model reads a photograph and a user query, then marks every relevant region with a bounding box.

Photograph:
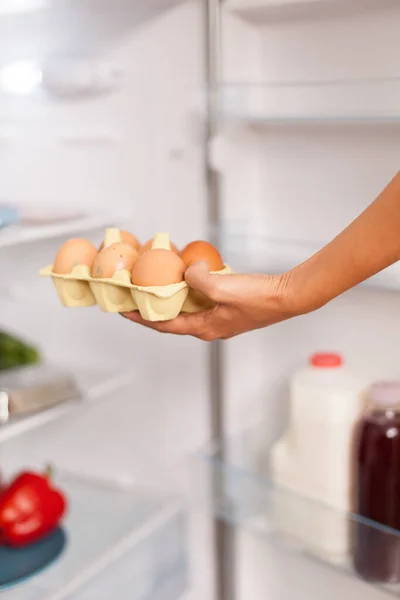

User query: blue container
[0,206,19,230]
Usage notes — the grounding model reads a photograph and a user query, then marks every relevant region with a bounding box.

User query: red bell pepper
[0,466,67,547]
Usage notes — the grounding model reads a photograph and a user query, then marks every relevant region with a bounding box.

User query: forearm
[288,171,400,314]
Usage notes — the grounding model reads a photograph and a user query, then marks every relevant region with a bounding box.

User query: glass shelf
[218,231,400,291]
[196,421,400,598]
[0,0,184,63]
[225,0,398,23]
[214,80,400,124]
[0,364,136,444]
[0,471,187,600]
[0,209,124,249]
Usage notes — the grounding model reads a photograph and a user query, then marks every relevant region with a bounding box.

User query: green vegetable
[0,332,40,371]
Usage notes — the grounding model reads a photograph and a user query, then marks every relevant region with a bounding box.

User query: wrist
[267,270,306,319]
[276,268,316,317]
[284,263,330,316]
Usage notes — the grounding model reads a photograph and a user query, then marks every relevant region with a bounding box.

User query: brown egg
[139,239,179,256]
[92,243,139,279]
[53,238,98,275]
[180,240,224,271]
[131,249,186,286]
[99,230,140,252]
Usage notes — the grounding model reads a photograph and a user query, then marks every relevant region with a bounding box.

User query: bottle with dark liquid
[353,382,400,582]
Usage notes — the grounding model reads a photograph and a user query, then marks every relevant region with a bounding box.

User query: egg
[139,239,179,256]
[180,240,224,271]
[131,249,186,286]
[99,230,140,252]
[53,238,98,275]
[92,243,139,279]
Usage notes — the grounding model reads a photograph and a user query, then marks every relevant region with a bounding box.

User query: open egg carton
[40,229,232,322]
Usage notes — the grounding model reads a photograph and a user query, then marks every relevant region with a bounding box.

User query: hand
[122,262,296,341]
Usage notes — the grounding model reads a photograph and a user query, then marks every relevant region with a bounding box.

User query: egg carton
[40,229,232,322]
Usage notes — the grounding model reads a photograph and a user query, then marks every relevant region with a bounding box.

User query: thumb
[184,261,222,302]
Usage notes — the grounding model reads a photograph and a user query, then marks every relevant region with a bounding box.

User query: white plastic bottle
[271,352,366,562]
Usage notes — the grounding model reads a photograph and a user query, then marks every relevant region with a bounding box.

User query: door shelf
[0,471,187,600]
[196,421,400,598]
[214,81,400,125]
[225,0,399,24]
[219,232,400,291]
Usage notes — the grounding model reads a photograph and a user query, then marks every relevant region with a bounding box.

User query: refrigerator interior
[0,0,214,454]
[2,0,400,599]
[0,1,214,599]
[0,0,211,476]
[210,1,400,599]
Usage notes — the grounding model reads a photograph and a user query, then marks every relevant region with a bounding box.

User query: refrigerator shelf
[225,0,398,24]
[214,80,400,125]
[0,366,136,445]
[196,421,400,599]
[0,211,122,250]
[0,471,187,600]
[219,232,400,292]
[0,0,186,62]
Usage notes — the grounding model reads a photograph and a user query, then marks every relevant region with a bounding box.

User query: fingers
[121,261,229,339]
[121,309,214,338]
[184,261,224,303]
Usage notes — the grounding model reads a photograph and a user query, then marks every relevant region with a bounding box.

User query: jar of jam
[353,382,400,582]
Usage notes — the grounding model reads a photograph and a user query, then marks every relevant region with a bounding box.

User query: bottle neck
[367,383,400,413]
[367,405,400,422]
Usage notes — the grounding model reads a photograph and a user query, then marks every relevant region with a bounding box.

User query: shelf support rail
[205,2,237,600]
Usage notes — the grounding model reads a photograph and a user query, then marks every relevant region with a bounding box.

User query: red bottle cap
[310,353,343,368]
